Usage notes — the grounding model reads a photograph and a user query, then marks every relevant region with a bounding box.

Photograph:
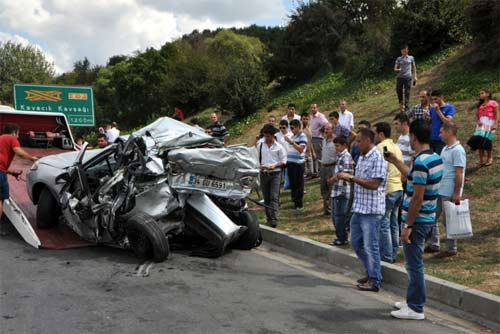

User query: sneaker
[295,206,304,211]
[390,306,425,320]
[394,301,407,309]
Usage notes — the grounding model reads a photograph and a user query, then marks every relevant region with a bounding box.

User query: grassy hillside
[230,45,500,295]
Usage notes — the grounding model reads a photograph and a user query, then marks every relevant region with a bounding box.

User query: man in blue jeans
[374,122,404,263]
[385,120,443,320]
[337,128,387,292]
[328,136,354,246]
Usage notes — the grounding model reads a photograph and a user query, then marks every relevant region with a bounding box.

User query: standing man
[428,123,466,257]
[310,103,329,177]
[338,100,354,130]
[207,112,229,144]
[319,123,336,215]
[351,120,371,165]
[374,122,404,264]
[282,103,301,131]
[106,121,120,143]
[408,91,432,123]
[337,128,387,292]
[393,113,415,167]
[329,111,355,141]
[254,115,279,146]
[394,45,418,111]
[430,90,455,154]
[283,119,307,210]
[301,112,316,178]
[385,120,443,320]
[0,124,38,236]
[257,125,287,228]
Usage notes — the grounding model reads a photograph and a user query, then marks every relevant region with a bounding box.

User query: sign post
[13,84,95,126]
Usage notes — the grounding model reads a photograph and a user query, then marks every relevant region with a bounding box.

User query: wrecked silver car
[26,117,262,262]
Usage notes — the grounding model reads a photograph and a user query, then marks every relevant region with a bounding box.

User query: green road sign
[13,84,95,126]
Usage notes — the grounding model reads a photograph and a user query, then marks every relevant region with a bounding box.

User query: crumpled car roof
[133,117,220,150]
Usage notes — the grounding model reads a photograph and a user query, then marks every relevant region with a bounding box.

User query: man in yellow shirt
[374,122,404,263]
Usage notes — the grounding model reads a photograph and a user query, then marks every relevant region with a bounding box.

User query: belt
[321,162,336,167]
[261,170,281,174]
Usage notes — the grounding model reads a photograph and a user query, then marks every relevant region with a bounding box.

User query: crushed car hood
[133,117,219,151]
[37,149,105,169]
[168,145,259,180]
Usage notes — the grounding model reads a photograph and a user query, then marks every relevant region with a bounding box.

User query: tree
[206,30,267,118]
[466,0,500,64]
[0,41,55,104]
[391,0,470,58]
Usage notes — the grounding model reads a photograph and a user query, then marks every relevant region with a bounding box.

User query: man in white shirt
[106,122,120,143]
[257,124,287,227]
[338,100,354,130]
[282,103,301,131]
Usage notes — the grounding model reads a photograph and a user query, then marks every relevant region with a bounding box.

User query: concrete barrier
[261,225,500,328]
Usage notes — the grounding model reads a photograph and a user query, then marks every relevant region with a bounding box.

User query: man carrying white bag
[428,122,468,258]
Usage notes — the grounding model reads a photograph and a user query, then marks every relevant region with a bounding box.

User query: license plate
[188,174,228,190]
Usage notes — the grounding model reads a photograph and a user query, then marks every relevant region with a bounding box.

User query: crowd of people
[254,85,497,320]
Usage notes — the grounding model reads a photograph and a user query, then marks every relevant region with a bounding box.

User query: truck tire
[36,188,61,229]
[232,210,262,250]
[125,213,169,262]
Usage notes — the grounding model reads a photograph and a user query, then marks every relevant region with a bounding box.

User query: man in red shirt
[0,124,38,236]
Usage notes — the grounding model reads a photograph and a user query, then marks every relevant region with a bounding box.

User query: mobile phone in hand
[412,80,416,86]
[383,146,390,157]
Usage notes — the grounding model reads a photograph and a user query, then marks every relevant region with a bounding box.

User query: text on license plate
[188,175,227,190]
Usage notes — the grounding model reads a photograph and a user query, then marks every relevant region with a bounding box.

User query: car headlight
[30,161,39,171]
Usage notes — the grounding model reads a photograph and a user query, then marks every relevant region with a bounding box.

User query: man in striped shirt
[283,119,307,210]
[384,120,443,320]
[393,113,415,166]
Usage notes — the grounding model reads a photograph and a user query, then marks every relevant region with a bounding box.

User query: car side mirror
[55,172,70,184]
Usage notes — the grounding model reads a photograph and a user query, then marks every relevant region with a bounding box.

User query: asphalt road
[0,226,485,334]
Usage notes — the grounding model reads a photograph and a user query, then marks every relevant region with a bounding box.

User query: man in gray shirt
[394,45,418,112]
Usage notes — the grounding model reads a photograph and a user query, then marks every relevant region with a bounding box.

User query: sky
[0,0,301,74]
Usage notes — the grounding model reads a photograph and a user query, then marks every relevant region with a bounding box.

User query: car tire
[232,210,262,250]
[36,188,61,229]
[125,213,169,262]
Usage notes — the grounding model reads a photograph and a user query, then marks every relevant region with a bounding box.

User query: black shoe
[424,246,439,253]
[357,283,379,292]
[268,221,277,228]
[356,276,369,284]
[0,230,9,237]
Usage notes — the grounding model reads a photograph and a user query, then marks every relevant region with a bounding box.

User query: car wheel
[36,188,61,229]
[232,210,262,250]
[125,213,170,262]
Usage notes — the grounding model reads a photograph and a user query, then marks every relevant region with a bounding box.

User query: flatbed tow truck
[0,105,90,249]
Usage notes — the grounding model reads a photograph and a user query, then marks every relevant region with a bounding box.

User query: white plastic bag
[443,199,473,239]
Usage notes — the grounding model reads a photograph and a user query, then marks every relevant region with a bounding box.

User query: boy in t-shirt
[328,136,354,245]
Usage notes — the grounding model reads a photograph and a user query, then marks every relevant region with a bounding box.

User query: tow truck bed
[6,148,91,249]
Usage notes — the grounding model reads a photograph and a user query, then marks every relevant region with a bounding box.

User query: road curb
[260,225,500,327]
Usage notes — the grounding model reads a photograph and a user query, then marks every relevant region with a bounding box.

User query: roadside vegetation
[0,0,498,294]
[244,46,500,296]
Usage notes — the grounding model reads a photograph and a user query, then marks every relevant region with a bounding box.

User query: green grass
[269,46,463,112]
[243,44,500,296]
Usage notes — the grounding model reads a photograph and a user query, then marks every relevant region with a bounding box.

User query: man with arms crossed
[384,120,443,320]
